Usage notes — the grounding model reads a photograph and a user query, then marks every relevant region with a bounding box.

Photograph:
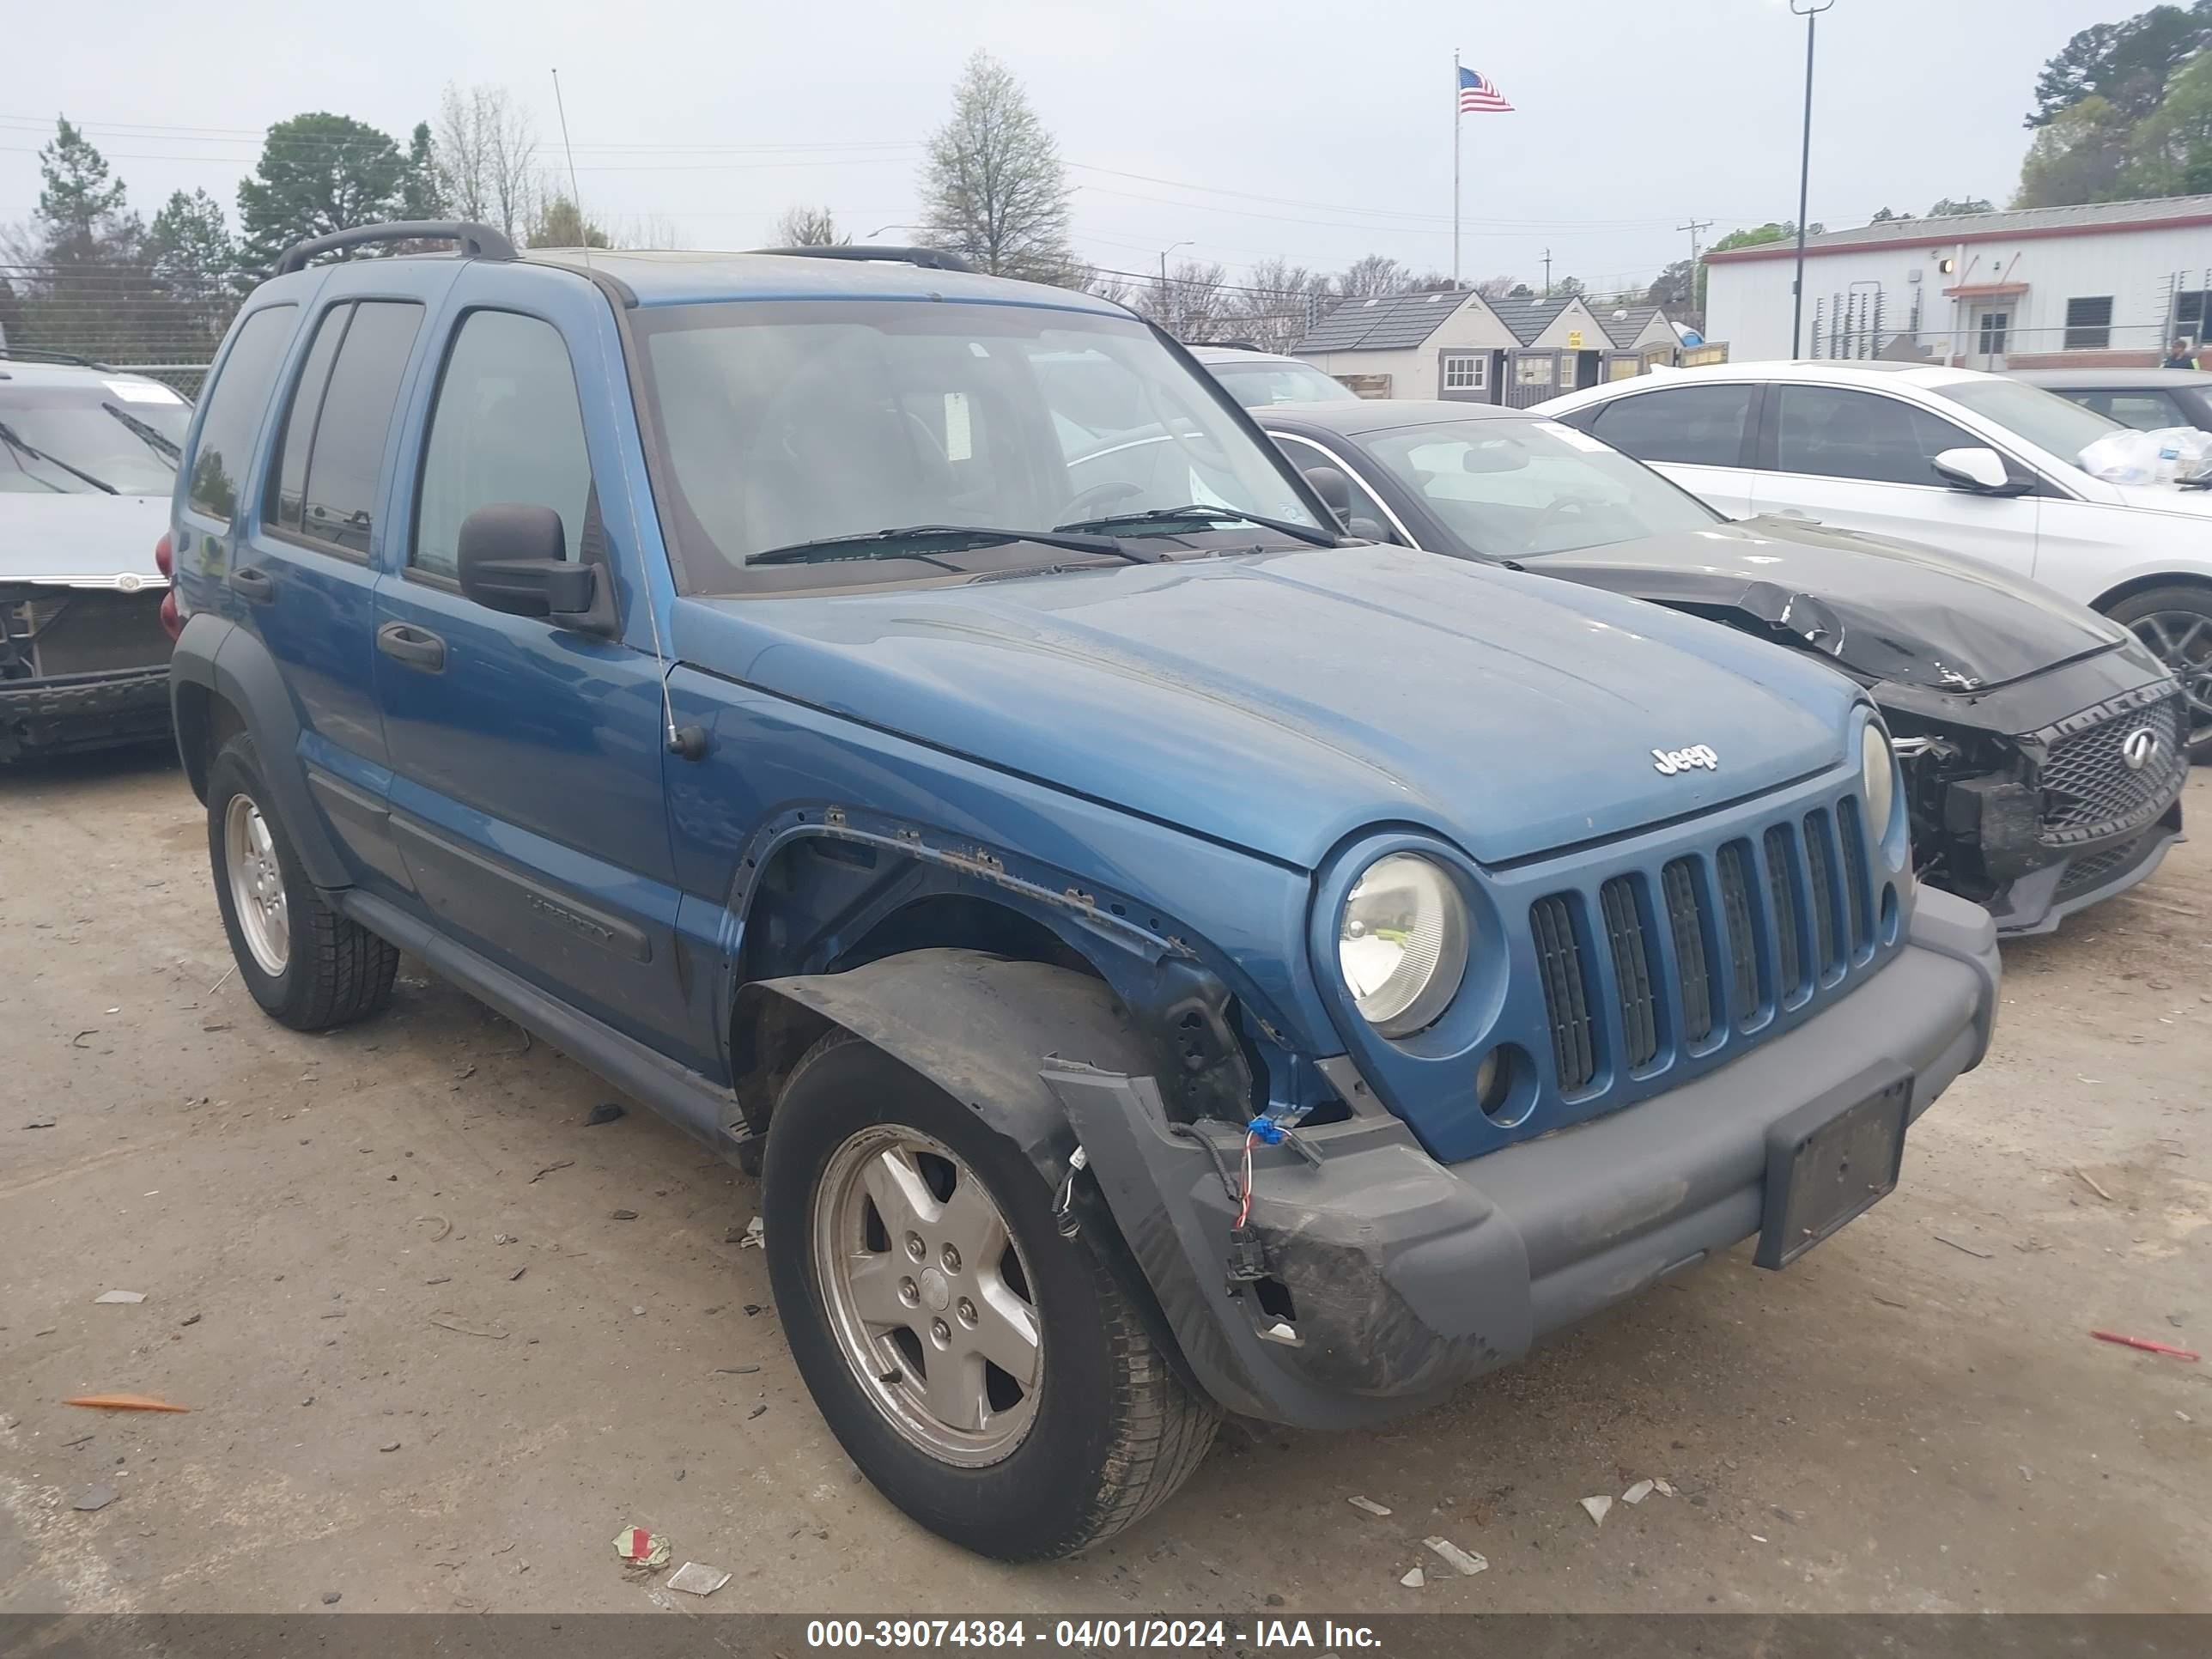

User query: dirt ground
[2,748,2207,1617]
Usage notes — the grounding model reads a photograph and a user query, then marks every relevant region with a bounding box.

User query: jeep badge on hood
[1653,744,1719,775]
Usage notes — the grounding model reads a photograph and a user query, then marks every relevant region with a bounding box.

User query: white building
[1704,195,2212,369]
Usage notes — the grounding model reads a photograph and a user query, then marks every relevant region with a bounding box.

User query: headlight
[1860,723,1897,839]
[1338,853,1468,1037]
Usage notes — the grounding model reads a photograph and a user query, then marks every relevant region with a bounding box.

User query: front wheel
[763,1030,1217,1560]
[2104,584,2212,762]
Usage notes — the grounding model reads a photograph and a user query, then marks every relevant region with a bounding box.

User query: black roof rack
[276,221,518,276]
[0,344,116,371]
[750,244,973,274]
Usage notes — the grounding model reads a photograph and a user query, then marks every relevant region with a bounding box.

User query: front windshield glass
[1208,359,1361,409]
[0,380,190,495]
[1936,378,2121,468]
[1359,417,1719,558]
[633,300,1326,592]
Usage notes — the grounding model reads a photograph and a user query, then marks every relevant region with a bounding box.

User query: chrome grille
[2041,696,2185,839]
[1533,796,1875,1094]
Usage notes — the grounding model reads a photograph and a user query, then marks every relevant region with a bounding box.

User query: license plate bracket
[1754,1063,1913,1270]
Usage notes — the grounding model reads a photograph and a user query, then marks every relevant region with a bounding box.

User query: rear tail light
[155,533,181,640]
[154,532,173,578]
[160,590,180,641]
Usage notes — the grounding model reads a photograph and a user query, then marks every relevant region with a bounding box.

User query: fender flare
[734,947,1206,1395]
[169,611,349,890]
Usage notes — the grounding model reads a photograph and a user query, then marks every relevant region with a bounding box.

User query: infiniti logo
[2120,726,2163,772]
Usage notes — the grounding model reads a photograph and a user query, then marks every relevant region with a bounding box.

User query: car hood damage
[676,544,1862,870]
[1531,516,2132,693]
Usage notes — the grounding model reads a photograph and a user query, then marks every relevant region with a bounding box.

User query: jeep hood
[1529,516,2130,693]
[674,546,1858,869]
[0,493,171,583]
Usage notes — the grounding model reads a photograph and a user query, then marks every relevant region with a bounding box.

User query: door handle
[228,566,276,604]
[376,620,447,673]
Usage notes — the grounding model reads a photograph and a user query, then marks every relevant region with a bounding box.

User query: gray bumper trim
[1051,888,2001,1431]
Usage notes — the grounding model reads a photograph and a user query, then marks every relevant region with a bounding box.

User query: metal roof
[1705,194,2212,263]
[1485,297,1574,344]
[1600,306,1662,348]
[1291,289,1473,352]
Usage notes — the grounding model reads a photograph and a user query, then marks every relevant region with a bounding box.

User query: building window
[2064,296,2113,350]
[1514,356,1555,387]
[1441,353,1486,392]
[1976,311,2011,358]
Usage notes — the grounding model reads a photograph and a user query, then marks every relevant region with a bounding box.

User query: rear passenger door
[1564,382,1759,518]
[228,293,428,891]
[373,280,690,1060]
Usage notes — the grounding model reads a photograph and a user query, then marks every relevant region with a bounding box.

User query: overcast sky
[1,0,2141,295]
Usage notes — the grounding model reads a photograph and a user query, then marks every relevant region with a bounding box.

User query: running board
[340,890,750,1167]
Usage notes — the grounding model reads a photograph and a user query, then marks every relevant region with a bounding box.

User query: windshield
[0,379,190,495]
[1936,378,2122,468]
[632,300,1326,592]
[1358,417,1719,557]
[1207,359,1361,409]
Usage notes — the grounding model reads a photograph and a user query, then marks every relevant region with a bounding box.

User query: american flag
[1458,65,1514,113]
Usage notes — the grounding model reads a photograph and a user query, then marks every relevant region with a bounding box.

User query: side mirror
[1346,515,1395,544]
[456,504,615,635]
[1300,463,1354,527]
[1932,446,2026,495]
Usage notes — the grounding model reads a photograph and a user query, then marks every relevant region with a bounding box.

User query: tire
[763,1029,1217,1561]
[2102,584,2212,763]
[205,732,398,1030]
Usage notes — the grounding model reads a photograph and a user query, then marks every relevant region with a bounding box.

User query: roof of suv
[518,248,1132,313]
[2010,367,2212,390]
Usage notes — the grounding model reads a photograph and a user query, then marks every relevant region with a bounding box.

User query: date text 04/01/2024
[803,1620,1384,1650]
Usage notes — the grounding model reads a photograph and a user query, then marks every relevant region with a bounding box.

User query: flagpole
[1453,49,1462,286]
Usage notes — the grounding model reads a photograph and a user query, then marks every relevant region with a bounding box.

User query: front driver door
[1753,383,2041,581]
[373,282,696,1065]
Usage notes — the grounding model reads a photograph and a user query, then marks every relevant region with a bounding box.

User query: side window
[414,311,592,580]
[1773,385,1977,487]
[2081,391,2182,432]
[265,303,350,533]
[1587,384,1753,469]
[185,305,297,523]
[295,301,423,555]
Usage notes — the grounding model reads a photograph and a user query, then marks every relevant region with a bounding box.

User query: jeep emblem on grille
[1652,744,1719,775]
[2120,726,2163,771]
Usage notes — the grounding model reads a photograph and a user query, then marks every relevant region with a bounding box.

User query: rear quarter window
[185,304,298,523]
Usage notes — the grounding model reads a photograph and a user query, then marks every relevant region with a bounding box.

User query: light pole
[1790,0,1835,358]
[1159,240,1194,337]
[867,222,915,240]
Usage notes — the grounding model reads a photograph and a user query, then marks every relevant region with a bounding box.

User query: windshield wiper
[102,401,181,463]
[1054,503,1340,547]
[0,420,118,494]
[750,524,1164,567]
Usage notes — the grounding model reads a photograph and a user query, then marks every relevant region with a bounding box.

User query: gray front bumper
[0,665,172,761]
[1051,888,2001,1431]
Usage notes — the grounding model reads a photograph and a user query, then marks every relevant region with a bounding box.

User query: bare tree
[773,205,848,246]
[1474,274,1520,301]
[1334,253,1414,301]
[1225,257,1330,352]
[435,84,538,243]
[918,51,1076,283]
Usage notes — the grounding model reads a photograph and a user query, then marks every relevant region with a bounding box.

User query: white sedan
[1535,361,2212,758]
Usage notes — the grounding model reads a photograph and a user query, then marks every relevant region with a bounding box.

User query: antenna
[551,68,702,759]
[550,68,591,269]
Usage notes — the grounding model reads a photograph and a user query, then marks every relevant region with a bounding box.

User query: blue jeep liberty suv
[168,222,2001,1561]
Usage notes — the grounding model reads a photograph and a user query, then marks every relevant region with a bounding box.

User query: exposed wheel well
[2091,569,2212,614]
[173,683,246,805]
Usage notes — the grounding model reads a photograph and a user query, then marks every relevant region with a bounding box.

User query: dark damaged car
[1,350,188,762]
[1262,399,2188,935]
